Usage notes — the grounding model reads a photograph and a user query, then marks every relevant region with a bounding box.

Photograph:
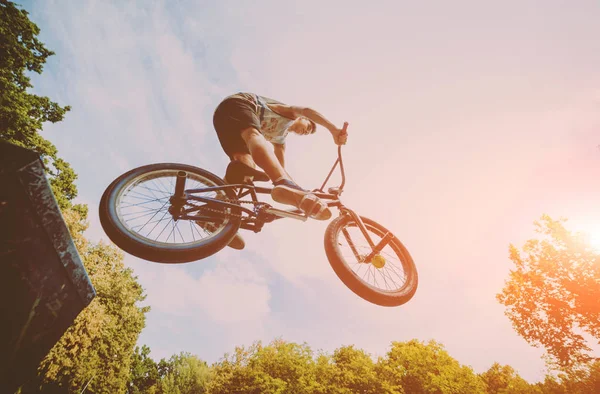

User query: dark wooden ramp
[0,141,96,393]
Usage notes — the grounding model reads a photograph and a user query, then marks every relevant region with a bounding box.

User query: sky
[20,0,600,383]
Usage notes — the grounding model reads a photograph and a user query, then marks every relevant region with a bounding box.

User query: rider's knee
[231,152,253,164]
[240,127,263,144]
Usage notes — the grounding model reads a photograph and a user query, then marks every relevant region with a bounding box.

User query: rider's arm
[269,104,335,131]
[269,103,347,145]
[273,142,285,168]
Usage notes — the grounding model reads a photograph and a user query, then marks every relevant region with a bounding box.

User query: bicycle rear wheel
[99,163,240,263]
[324,214,418,306]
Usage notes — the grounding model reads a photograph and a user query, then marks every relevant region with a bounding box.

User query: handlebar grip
[341,122,348,134]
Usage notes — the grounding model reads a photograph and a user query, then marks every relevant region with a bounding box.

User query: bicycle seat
[224,160,270,184]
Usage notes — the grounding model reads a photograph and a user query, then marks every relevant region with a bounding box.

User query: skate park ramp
[0,141,96,393]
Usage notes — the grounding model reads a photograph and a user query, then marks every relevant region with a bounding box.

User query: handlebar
[340,121,348,136]
[317,122,349,194]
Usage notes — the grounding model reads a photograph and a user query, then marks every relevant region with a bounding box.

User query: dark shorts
[213,93,261,159]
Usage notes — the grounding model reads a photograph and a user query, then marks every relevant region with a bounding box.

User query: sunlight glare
[588,231,600,252]
[578,222,600,252]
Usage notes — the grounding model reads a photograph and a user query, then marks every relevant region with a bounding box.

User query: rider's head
[288,116,316,136]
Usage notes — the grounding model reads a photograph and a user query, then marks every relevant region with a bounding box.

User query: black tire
[324,214,418,307]
[99,163,240,263]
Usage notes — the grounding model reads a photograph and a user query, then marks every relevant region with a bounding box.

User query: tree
[497,215,600,370]
[0,0,76,211]
[315,345,388,394]
[532,361,600,394]
[128,345,160,394]
[157,352,212,394]
[207,339,318,394]
[479,363,540,394]
[376,340,486,394]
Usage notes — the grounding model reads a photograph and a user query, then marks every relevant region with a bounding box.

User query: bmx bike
[99,123,418,306]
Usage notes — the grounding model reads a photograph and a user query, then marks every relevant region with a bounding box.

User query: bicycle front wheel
[99,163,240,263]
[324,214,418,307]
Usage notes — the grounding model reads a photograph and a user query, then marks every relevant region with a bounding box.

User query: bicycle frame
[175,146,346,233]
[171,122,390,257]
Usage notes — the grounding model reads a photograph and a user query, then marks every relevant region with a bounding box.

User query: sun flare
[588,232,600,252]
[579,223,600,252]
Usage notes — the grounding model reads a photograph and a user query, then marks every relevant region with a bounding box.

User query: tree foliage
[128,345,160,394]
[119,339,600,394]
[158,352,212,394]
[0,0,76,211]
[376,340,486,394]
[497,215,600,370]
[480,362,541,394]
[207,339,319,394]
[315,345,386,393]
[205,339,492,394]
[531,361,600,394]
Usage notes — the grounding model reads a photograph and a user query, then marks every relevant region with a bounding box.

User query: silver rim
[336,223,409,293]
[114,169,231,248]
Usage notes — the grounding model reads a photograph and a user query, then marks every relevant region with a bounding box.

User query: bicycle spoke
[121,205,168,216]
[385,262,406,284]
[136,199,170,234]
[381,265,401,285]
[154,215,174,241]
[174,221,185,243]
[362,265,371,284]
[192,222,208,238]
[130,215,171,231]
[130,186,170,198]
[139,180,161,202]
[122,193,165,202]
[377,266,390,290]
[372,267,380,288]
[120,196,169,208]
[355,262,367,277]
[379,267,400,289]
[153,178,173,197]
[189,221,196,242]
[123,207,169,222]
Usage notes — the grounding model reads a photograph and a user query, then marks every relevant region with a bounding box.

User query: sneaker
[271,179,332,221]
[196,221,245,250]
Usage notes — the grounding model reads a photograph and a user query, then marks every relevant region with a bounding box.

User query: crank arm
[264,207,309,222]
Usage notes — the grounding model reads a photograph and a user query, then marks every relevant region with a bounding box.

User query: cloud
[139,258,270,323]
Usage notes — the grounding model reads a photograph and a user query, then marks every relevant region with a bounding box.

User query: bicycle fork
[342,210,394,265]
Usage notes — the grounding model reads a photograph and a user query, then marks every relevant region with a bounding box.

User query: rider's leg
[230,151,293,184]
[239,127,331,220]
[230,152,256,169]
[239,127,288,182]
[213,97,330,220]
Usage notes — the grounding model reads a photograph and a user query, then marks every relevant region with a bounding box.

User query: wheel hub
[371,254,386,269]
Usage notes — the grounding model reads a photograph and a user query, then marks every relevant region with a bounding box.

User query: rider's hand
[330,127,348,146]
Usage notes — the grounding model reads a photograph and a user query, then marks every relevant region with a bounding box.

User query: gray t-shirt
[255,95,294,145]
